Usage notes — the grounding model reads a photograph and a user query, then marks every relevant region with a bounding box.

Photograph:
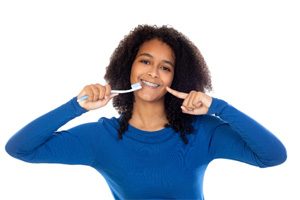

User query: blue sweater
[5,97,286,200]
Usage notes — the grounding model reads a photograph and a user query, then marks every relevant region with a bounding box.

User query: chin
[135,92,164,102]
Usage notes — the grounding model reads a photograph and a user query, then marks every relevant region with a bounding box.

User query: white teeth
[141,80,160,88]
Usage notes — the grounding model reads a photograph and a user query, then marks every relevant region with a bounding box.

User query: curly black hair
[104,25,212,144]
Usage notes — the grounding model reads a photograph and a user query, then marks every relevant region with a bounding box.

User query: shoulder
[96,116,121,140]
[66,116,120,136]
[97,116,120,129]
[64,116,120,146]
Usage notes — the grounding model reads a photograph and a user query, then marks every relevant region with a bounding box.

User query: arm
[5,83,116,165]
[207,98,287,167]
[5,97,95,165]
[165,87,287,168]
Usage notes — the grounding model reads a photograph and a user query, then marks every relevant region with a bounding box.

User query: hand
[166,86,212,115]
[77,83,118,111]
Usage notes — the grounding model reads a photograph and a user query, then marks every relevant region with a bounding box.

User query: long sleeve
[206,97,287,168]
[5,97,96,166]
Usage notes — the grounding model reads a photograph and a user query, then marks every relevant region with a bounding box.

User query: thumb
[107,93,119,99]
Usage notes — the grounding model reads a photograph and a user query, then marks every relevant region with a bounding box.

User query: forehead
[137,39,175,61]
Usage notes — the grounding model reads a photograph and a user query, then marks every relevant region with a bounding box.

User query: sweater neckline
[124,123,176,144]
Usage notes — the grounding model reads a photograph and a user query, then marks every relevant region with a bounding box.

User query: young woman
[5,25,287,200]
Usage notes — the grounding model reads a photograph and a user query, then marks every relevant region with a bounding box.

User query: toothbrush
[77,82,142,102]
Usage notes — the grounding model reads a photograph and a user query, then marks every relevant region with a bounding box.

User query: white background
[0,0,299,199]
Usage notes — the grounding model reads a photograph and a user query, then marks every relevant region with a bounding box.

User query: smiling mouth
[140,79,161,88]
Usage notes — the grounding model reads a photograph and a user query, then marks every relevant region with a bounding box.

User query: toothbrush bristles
[131,82,142,89]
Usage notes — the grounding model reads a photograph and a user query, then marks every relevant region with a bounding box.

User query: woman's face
[130,38,175,102]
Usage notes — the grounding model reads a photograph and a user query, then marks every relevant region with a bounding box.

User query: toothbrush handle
[77,90,122,102]
[77,88,137,102]
[77,95,89,102]
[111,89,131,94]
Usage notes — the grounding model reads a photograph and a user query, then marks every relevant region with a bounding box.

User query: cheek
[130,65,144,83]
[161,77,173,88]
[131,63,142,74]
[130,64,139,77]
[131,63,148,78]
[166,73,174,86]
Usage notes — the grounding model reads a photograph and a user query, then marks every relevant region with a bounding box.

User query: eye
[160,66,171,72]
[140,59,150,65]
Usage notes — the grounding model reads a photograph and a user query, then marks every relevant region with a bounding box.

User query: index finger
[166,86,188,99]
[105,84,112,97]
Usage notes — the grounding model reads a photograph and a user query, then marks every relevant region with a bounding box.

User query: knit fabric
[5,97,287,199]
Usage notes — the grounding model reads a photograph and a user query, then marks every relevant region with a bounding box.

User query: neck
[129,99,169,131]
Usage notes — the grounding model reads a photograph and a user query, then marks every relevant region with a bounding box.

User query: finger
[94,84,105,100]
[77,85,91,102]
[103,92,118,103]
[101,93,118,105]
[166,86,188,99]
[109,93,119,98]
[191,93,204,108]
[182,95,191,109]
[77,91,88,102]
[186,91,197,110]
[104,84,112,98]
[90,85,100,101]
[193,100,202,108]
[103,93,118,101]
[181,105,188,112]
[181,105,194,113]
[98,85,106,100]
[85,85,94,102]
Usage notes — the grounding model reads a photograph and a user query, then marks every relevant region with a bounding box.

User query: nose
[147,67,159,78]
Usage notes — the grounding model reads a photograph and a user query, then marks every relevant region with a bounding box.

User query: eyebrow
[137,53,174,67]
